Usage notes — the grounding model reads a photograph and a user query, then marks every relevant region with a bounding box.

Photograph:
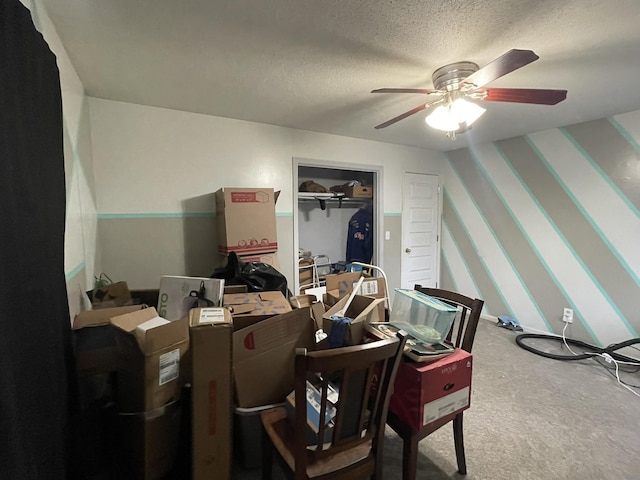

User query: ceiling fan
[372,49,567,135]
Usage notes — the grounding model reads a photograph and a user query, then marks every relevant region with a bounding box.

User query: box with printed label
[110,307,190,413]
[389,348,472,431]
[223,291,291,330]
[285,380,337,445]
[158,276,224,321]
[216,187,279,255]
[324,272,386,299]
[189,308,233,480]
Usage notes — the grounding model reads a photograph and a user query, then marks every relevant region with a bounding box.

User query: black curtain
[0,1,72,478]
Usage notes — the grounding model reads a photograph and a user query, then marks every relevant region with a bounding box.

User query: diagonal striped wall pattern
[443,114,640,348]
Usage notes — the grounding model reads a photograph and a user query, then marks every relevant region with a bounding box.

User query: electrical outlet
[562,308,574,323]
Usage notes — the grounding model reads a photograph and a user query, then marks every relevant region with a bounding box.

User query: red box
[389,348,472,431]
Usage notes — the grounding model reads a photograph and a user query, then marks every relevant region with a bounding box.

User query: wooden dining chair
[260,332,408,480]
[386,286,484,480]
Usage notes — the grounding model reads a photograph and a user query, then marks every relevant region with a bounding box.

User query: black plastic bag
[211,252,289,296]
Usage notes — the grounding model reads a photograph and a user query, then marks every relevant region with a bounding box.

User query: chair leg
[261,425,273,480]
[402,432,419,480]
[453,413,467,475]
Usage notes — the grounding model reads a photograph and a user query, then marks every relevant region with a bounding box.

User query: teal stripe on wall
[98,212,215,219]
[65,262,84,281]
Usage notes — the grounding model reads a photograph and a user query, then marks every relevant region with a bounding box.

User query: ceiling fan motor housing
[432,61,479,91]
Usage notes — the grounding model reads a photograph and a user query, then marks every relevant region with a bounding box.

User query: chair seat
[261,406,374,479]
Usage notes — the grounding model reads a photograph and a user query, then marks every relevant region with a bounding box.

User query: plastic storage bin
[389,289,457,344]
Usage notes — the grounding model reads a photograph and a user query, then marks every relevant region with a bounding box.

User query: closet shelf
[298,192,367,210]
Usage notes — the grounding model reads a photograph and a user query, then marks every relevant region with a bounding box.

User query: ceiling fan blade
[374,103,428,129]
[482,88,567,105]
[372,88,442,95]
[461,49,539,88]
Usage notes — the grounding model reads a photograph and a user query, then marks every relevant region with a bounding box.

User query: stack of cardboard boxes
[215,187,280,269]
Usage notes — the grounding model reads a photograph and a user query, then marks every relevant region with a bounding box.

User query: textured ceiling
[41,0,640,151]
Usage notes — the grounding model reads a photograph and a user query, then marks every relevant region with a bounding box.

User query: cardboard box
[158,276,224,321]
[116,401,181,480]
[237,251,281,271]
[322,295,385,346]
[285,381,337,445]
[72,305,145,376]
[389,349,472,431]
[324,272,386,299]
[344,185,373,198]
[233,307,316,408]
[189,308,233,480]
[90,280,132,309]
[110,307,190,413]
[216,187,278,255]
[223,291,291,330]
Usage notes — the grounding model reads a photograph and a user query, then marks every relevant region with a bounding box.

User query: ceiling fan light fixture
[425,98,486,132]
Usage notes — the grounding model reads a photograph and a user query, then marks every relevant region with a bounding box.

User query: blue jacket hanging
[346,208,373,263]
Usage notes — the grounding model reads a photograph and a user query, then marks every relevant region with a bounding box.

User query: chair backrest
[413,286,484,353]
[291,333,407,478]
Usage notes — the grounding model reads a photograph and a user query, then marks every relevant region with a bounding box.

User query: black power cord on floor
[515,333,640,363]
[515,331,640,394]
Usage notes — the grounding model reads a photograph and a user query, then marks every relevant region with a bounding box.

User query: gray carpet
[233,319,640,479]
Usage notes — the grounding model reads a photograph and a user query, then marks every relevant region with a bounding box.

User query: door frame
[401,171,442,289]
[293,157,384,293]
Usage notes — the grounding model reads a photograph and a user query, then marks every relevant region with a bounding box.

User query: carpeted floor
[233,318,640,479]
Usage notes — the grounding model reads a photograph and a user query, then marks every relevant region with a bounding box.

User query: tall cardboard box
[216,187,278,255]
[189,308,233,480]
[110,307,190,413]
[158,276,224,321]
[233,307,316,408]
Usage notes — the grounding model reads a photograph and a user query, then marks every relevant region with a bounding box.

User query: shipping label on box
[158,276,224,321]
[389,348,472,431]
[216,187,279,255]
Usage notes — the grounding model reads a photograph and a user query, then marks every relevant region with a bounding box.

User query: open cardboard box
[324,271,387,300]
[322,295,385,346]
[233,307,316,408]
[223,291,291,330]
[72,304,146,376]
[110,307,190,413]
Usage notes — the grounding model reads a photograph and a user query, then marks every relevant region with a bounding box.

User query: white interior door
[400,173,440,289]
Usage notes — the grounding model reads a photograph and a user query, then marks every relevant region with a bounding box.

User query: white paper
[158,348,180,385]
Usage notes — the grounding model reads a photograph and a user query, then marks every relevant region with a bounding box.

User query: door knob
[405,248,412,253]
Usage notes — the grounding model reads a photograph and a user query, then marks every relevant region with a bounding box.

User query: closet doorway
[293,158,383,294]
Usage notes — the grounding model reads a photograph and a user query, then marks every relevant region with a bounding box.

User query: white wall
[88,98,446,287]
